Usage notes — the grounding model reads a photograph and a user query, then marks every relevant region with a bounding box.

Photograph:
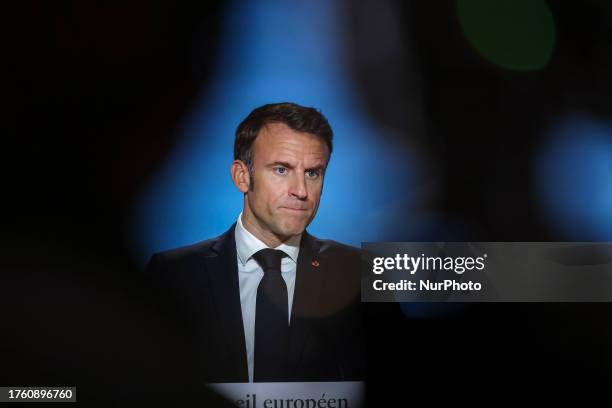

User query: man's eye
[274,167,287,175]
[306,170,320,178]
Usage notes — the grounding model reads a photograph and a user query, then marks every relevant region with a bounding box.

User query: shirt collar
[235,212,301,267]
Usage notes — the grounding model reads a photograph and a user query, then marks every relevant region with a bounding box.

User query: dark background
[3,1,612,405]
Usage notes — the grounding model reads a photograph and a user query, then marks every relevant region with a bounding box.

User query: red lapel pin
[311,260,320,267]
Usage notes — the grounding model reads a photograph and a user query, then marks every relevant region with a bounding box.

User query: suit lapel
[205,224,249,382]
[288,231,323,371]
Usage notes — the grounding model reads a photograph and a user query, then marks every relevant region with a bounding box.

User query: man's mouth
[281,207,308,212]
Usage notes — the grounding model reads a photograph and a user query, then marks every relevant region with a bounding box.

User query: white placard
[207,381,364,408]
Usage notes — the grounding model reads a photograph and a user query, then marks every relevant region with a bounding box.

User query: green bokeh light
[457,0,555,71]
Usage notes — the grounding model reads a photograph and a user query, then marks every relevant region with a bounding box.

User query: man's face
[243,122,329,244]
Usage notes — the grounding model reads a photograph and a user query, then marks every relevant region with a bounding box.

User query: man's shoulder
[152,237,218,262]
[310,236,361,272]
[147,226,233,273]
[315,237,360,258]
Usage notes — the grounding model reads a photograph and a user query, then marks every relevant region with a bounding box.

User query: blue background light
[535,115,612,240]
[130,0,420,263]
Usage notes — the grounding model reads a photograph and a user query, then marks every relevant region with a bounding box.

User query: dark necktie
[252,248,289,382]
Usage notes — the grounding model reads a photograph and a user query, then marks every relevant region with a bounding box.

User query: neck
[241,210,293,248]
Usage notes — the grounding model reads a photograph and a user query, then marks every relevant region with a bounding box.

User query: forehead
[253,122,329,163]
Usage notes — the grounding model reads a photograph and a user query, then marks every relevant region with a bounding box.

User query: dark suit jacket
[145,224,364,383]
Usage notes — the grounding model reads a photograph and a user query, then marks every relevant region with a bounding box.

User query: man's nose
[289,172,308,200]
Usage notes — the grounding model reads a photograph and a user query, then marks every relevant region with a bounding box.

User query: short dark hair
[234,102,333,180]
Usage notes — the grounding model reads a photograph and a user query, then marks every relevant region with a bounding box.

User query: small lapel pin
[311,260,320,267]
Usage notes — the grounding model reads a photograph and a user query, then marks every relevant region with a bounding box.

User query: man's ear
[230,160,250,193]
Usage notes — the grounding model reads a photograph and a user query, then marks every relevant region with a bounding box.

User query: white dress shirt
[234,212,301,382]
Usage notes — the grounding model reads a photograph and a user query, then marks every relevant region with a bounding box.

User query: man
[146,102,363,383]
